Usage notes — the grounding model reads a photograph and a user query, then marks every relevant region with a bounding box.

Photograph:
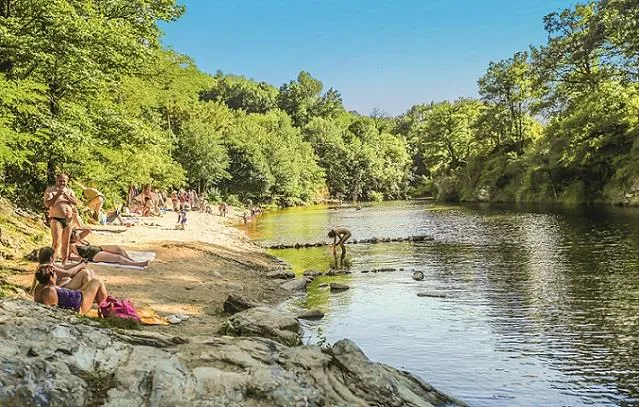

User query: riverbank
[4,208,292,336]
[0,201,467,406]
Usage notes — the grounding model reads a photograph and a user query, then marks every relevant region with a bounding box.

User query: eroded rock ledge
[0,299,467,407]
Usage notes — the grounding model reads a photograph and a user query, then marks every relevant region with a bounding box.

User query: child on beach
[176,209,187,230]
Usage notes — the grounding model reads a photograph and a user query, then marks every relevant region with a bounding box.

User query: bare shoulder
[40,286,58,305]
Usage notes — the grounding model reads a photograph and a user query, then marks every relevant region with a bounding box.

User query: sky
[160,0,577,116]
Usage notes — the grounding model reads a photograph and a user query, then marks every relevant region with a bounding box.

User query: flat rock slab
[225,306,302,346]
[0,299,467,407]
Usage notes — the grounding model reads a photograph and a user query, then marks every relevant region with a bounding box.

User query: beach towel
[58,251,156,270]
[90,251,156,270]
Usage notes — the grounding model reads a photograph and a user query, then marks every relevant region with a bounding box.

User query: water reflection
[253,202,639,406]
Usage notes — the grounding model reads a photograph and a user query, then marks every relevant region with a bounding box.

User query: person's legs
[99,245,134,261]
[60,224,73,265]
[50,220,63,262]
[92,252,148,267]
[79,279,107,313]
[63,268,95,290]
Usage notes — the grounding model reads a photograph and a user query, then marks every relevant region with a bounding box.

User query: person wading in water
[43,173,78,264]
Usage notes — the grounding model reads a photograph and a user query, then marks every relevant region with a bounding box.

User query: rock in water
[0,299,467,407]
[412,271,425,281]
[280,278,309,291]
[302,269,323,277]
[417,292,447,298]
[297,309,325,320]
[330,283,350,292]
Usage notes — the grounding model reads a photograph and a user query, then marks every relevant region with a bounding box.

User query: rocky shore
[0,206,467,406]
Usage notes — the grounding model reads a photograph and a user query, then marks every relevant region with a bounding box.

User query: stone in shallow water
[280,278,309,291]
[412,271,425,281]
[330,283,350,292]
[302,269,323,277]
[417,292,447,298]
[297,310,325,320]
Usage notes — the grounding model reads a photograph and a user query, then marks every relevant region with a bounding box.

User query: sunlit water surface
[243,202,639,407]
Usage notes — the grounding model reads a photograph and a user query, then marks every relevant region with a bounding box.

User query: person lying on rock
[32,247,107,313]
[29,247,97,295]
[328,227,352,254]
[69,229,149,268]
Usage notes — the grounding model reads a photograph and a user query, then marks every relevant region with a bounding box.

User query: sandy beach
[7,209,289,336]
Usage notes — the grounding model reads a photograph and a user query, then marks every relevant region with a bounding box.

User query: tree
[277,71,343,127]
[200,73,278,113]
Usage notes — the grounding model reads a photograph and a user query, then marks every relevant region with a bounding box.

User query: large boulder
[225,306,302,346]
[0,299,466,407]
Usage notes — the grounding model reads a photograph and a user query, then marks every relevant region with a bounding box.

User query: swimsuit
[50,217,71,229]
[55,287,82,311]
[76,245,102,261]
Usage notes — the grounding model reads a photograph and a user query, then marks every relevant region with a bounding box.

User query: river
[244,201,639,407]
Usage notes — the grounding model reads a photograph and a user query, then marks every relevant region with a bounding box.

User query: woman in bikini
[43,173,78,264]
[69,230,149,268]
[33,263,108,314]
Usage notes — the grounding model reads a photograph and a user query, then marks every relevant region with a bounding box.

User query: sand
[7,209,289,336]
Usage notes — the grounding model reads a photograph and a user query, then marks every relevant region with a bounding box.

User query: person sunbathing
[69,230,149,267]
[29,247,96,294]
[33,264,108,313]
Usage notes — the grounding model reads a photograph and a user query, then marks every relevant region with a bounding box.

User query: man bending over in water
[328,227,352,254]
[44,173,78,264]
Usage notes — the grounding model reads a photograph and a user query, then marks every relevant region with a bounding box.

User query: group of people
[34,173,152,313]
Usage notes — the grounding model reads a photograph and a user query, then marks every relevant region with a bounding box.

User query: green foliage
[277,71,344,127]
[201,72,278,113]
[1,0,638,210]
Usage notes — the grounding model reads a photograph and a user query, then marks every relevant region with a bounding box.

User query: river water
[244,201,639,407]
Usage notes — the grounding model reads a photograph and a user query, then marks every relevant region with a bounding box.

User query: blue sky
[161,0,576,116]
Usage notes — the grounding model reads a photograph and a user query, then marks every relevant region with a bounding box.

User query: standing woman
[43,173,78,264]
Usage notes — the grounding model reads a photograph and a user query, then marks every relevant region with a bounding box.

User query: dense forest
[1,0,638,209]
